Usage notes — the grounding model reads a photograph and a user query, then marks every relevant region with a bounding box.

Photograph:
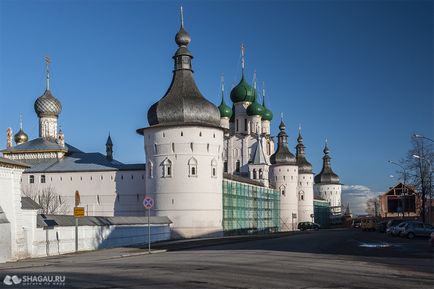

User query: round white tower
[295,128,314,223]
[137,9,224,238]
[314,141,342,216]
[270,119,298,231]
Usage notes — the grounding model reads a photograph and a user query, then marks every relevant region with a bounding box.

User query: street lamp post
[413,154,432,224]
[388,160,407,218]
[414,134,434,143]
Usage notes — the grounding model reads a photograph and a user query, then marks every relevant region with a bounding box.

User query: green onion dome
[261,98,273,121]
[230,75,256,103]
[246,99,264,116]
[218,96,233,119]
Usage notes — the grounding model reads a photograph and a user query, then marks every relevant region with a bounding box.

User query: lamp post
[388,160,407,218]
[413,154,432,223]
[414,134,434,143]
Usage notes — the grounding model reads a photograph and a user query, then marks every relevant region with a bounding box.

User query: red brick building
[380,183,421,219]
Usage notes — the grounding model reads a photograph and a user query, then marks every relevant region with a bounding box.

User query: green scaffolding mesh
[223,179,280,235]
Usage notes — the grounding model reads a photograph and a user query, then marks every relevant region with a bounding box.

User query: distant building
[380,183,421,219]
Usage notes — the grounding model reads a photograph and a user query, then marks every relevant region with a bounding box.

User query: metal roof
[24,151,145,173]
[1,138,75,153]
[21,197,42,210]
[252,137,267,165]
[37,214,172,227]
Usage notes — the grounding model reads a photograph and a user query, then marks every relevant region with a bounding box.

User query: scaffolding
[223,179,280,235]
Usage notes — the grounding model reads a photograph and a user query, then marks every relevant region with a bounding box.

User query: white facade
[297,173,315,223]
[21,170,146,216]
[314,183,342,214]
[270,164,299,230]
[143,126,224,238]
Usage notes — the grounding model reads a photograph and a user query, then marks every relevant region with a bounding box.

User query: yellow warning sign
[74,207,85,218]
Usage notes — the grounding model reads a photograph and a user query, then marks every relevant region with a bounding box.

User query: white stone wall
[297,173,314,223]
[30,224,170,258]
[143,125,224,238]
[314,183,342,214]
[220,117,230,130]
[270,165,299,231]
[248,115,262,134]
[234,102,250,134]
[21,170,146,216]
[261,120,270,135]
[39,116,58,139]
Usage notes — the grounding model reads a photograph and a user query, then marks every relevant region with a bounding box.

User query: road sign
[143,196,154,209]
[74,207,85,217]
[292,213,297,218]
[75,190,81,207]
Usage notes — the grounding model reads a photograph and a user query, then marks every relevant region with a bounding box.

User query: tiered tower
[270,119,298,230]
[137,8,224,238]
[295,127,314,223]
[314,141,342,215]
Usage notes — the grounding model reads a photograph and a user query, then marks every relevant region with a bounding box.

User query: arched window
[29,175,34,184]
[211,158,217,178]
[244,119,248,131]
[253,169,257,179]
[223,161,228,173]
[188,157,198,177]
[161,158,172,178]
[259,169,263,179]
[299,191,305,201]
[280,185,286,196]
[40,175,46,183]
[235,160,241,174]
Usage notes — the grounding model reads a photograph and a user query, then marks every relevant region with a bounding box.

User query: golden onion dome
[14,128,28,145]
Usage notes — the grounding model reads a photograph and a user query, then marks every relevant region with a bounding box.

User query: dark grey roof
[0,157,31,168]
[314,143,340,185]
[1,138,75,153]
[295,131,313,174]
[24,151,145,173]
[145,19,220,128]
[37,214,172,227]
[270,120,296,165]
[21,197,42,210]
[34,89,62,117]
[0,206,9,224]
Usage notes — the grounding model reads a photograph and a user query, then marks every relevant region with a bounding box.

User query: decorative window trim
[161,158,172,178]
[188,157,198,177]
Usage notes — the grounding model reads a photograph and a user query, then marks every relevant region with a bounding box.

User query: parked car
[391,222,408,236]
[298,222,320,231]
[386,219,406,235]
[352,219,361,228]
[400,222,434,239]
[375,221,388,233]
[361,218,376,231]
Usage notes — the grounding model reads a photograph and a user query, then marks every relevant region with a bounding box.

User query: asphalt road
[0,228,432,289]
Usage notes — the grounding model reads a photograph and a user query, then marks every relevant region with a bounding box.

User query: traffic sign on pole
[143,196,154,209]
[143,196,154,254]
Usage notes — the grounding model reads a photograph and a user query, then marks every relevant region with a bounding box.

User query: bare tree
[22,185,69,214]
[365,196,380,216]
[399,134,433,222]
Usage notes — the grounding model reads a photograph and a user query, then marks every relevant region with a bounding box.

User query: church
[2,8,342,238]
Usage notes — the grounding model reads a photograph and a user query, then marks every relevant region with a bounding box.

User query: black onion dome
[147,13,220,127]
[295,130,312,174]
[270,119,296,165]
[34,90,62,117]
[314,142,340,184]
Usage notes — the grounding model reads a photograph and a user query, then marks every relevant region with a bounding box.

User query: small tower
[6,128,13,149]
[248,134,269,187]
[246,70,264,134]
[218,75,232,130]
[270,118,298,231]
[106,134,113,161]
[34,56,62,140]
[314,140,342,216]
[57,129,65,147]
[295,126,314,223]
[261,82,273,136]
[137,7,223,238]
[230,44,256,134]
[14,114,29,145]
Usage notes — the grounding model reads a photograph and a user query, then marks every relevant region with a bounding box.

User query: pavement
[0,228,432,289]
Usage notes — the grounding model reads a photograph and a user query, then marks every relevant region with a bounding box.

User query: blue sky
[0,0,432,213]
